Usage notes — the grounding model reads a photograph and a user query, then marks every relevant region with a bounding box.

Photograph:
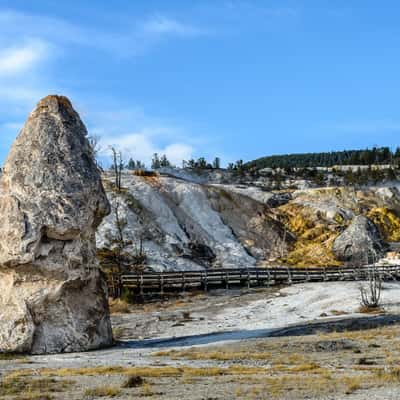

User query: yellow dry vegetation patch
[6,365,266,380]
[367,207,400,241]
[0,375,74,398]
[276,203,341,267]
[84,385,121,397]
[108,298,130,314]
[142,175,162,189]
[152,349,272,361]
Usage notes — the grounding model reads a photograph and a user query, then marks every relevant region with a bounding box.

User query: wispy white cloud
[164,143,194,163]
[0,40,49,77]
[0,7,212,165]
[0,9,210,58]
[0,9,104,50]
[98,130,194,167]
[142,14,209,37]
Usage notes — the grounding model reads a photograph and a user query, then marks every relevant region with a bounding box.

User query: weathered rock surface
[97,172,398,270]
[97,174,257,271]
[0,95,112,354]
[333,215,386,262]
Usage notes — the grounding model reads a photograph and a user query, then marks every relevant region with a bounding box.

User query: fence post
[140,274,144,296]
[287,267,292,284]
[160,272,164,296]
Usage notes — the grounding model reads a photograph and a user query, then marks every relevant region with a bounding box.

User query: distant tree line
[181,157,221,170]
[151,153,172,169]
[245,147,400,170]
[127,159,145,170]
[260,165,398,190]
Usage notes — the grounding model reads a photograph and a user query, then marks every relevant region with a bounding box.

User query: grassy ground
[2,324,400,399]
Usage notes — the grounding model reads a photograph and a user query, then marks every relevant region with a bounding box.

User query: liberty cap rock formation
[0,95,113,354]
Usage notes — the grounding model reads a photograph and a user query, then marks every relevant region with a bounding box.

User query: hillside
[244,147,400,170]
[97,170,400,271]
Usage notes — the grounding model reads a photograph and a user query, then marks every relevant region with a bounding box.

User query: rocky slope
[97,171,400,271]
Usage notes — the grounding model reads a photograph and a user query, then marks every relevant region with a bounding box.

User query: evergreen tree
[196,157,207,169]
[212,157,221,169]
[136,160,145,169]
[160,154,171,167]
[127,158,136,170]
[151,153,161,169]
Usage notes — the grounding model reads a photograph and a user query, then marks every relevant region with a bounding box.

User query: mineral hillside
[0,95,113,354]
[98,170,400,271]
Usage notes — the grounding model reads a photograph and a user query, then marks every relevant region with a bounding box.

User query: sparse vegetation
[0,376,73,398]
[109,298,131,314]
[122,375,144,388]
[152,349,273,361]
[141,382,154,396]
[0,353,28,361]
[5,323,400,399]
[84,385,121,397]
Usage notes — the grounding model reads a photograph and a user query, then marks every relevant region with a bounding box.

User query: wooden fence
[108,265,400,298]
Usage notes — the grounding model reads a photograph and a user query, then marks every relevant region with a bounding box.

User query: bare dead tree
[111,199,128,277]
[359,249,382,308]
[132,226,146,273]
[110,146,123,192]
[88,134,102,158]
[113,199,146,274]
[113,200,125,250]
[279,229,287,259]
[87,134,104,171]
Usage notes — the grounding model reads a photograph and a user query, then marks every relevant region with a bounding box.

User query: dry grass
[149,324,400,398]
[317,325,399,341]
[358,304,385,314]
[330,309,349,316]
[109,298,131,314]
[0,353,28,361]
[0,376,73,398]
[373,367,400,383]
[141,382,154,396]
[84,385,121,397]
[5,324,400,399]
[112,326,130,340]
[152,349,272,361]
[17,395,54,400]
[344,376,363,394]
[6,365,266,380]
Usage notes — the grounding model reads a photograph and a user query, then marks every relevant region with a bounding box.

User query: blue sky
[0,1,400,167]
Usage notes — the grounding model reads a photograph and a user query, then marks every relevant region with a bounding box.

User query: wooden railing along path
[108,265,400,298]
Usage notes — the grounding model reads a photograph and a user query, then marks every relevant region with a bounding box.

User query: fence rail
[107,265,400,297]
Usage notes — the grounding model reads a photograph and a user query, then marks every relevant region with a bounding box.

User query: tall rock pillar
[0,95,113,354]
